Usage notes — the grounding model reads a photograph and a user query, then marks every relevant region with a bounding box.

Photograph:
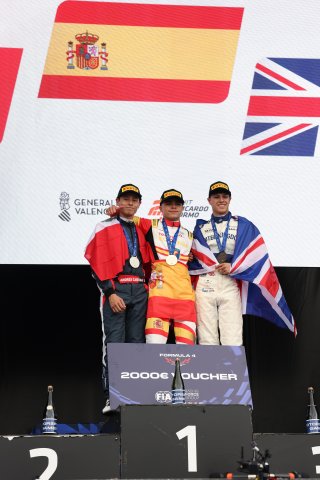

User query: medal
[162,219,180,266]
[166,254,178,266]
[129,256,140,268]
[120,220,140,269]
[211,213,231,264]
[216,251,228,264]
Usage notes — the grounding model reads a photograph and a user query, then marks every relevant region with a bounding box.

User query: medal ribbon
[211,212,231,253]
[162,219,180,256]
[120,221,138,258]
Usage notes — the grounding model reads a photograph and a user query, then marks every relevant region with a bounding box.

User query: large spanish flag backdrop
[38,1,244,103]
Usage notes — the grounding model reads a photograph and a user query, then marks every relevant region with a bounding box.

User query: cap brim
[209,188,231,196]
[118,191,141,199]
[160,196,184,204]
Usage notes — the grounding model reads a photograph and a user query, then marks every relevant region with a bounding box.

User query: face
[208,193,231,216]
[160,200,184,221]
[116,194,141,219]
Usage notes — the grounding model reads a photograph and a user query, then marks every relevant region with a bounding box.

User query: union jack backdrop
[241,58,320,156]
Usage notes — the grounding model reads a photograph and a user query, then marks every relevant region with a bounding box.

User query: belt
[117,275,145,284]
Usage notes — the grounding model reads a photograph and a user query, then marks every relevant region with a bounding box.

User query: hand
[215,262,231,275]
[109,293,126,313]
[188,251,194,262]
[105,205,120,217]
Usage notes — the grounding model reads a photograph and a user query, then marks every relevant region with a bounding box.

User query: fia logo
[155,391,172,403]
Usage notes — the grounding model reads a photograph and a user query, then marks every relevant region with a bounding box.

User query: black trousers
[101,282,147,396]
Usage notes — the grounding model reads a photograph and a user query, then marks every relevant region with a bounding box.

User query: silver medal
[166,255,178,266]
[129,256,140,268]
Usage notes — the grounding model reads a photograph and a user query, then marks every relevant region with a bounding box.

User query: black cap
[160,189,184,205]
[117,184,142,200]
[208,181,231,197]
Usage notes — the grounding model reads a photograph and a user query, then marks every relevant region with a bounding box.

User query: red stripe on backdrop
[0,48,23,143]
[240,123,311,154]
[55,2,244,29]
[248,96,320,117]
[38,75,231,103]
[255,63,305,91]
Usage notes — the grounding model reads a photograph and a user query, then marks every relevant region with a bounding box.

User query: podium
[0,345,255,479]
[121,404,253,478]
[0,404,253,480]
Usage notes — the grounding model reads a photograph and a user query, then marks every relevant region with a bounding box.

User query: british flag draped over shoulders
[189,215,296,335]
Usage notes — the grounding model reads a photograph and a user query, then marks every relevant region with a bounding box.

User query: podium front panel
[0,434,120,480]
[120,404,253,478]
[255,432,320,478]
[108,343,252,410]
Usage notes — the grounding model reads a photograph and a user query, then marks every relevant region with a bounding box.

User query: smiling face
[160,200,184,221]
[116,194,141,219]
[208,193,231,216]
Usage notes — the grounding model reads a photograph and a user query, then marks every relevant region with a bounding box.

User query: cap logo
[211,182,229,191]
[163,190,182,199]
[122,185,139,193]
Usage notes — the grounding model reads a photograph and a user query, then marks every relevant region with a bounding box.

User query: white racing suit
[195,216,243,345]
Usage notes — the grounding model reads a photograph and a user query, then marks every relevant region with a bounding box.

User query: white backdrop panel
[0,0,319,265]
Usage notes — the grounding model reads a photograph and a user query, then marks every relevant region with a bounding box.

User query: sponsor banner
[39,1,243,103]
[58,192,116,222]
[57,192,209,223]
[3,0,320,266]
[108,343,252,410]
[146,199,210,220]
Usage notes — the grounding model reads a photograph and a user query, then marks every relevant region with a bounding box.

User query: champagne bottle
[306,386,320,434]
[42,385,57,435]
[171,358,185,404]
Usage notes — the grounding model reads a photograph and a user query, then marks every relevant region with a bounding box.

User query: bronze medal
[216,251,228,264]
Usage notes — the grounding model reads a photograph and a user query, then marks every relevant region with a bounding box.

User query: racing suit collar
[118,215,134,225]
[211,211,232,223]
[163,219,181,227]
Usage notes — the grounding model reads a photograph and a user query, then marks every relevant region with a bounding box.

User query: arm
[104,205,153,235]
[91,270,126,313]
[91,269,115,298]
[105,205,119,217]
[133,216,152,235]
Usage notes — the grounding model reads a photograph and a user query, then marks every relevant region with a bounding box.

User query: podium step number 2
[29,448,57,480]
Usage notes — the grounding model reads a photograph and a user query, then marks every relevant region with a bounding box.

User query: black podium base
[1,405,317,480]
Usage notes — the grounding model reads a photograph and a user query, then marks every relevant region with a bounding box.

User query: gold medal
[166,255,178,266]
